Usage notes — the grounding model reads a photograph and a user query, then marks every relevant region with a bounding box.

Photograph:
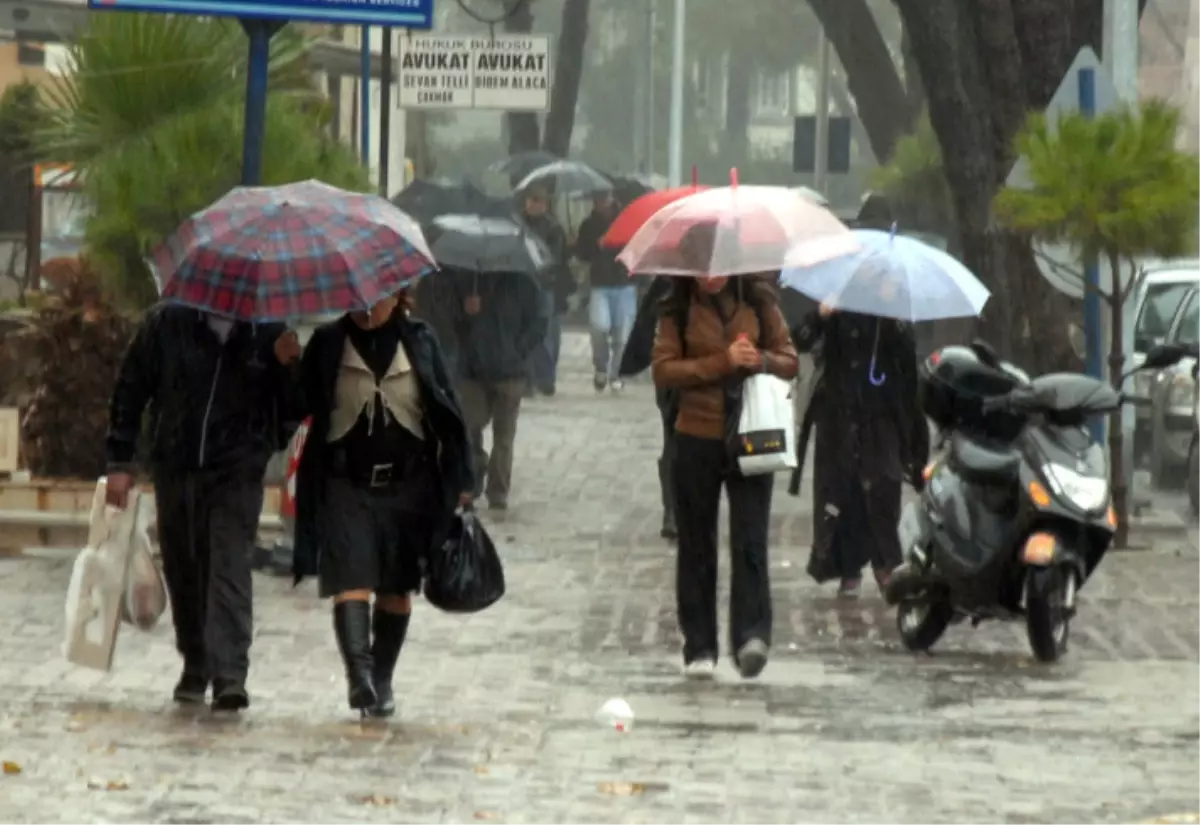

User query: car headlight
[1042,463,1109,513]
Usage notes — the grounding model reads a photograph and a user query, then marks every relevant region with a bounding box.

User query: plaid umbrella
[153,180,436,322]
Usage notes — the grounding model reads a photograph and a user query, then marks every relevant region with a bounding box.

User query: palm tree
[995,100,1200,546]
[39,13,369,307]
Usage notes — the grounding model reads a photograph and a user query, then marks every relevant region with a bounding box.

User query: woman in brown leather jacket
[650,228,799,680]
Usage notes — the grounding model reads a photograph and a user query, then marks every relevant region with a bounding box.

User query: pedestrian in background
[105,306,299,711]
[575,190,637,393]
[618,275,678,540]
[450,267,548,510]
[291,291,473,717]
[651,225,799,680]
[789,297,928,598]
[517,185,574,397]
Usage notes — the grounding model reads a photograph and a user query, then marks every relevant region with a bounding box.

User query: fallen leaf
[473,766,489,775]
[474,811,497,820]
[597,782,647,796]
[2,761,21,776]
[355,794,395,806]
[86,778,129,791]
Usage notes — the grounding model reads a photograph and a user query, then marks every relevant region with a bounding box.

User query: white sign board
[398,34,552,111]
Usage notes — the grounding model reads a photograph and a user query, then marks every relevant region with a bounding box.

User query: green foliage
[39,13,369,308]
[995,101,1200,272]
[870,113,953,231]
[0,80,48,163]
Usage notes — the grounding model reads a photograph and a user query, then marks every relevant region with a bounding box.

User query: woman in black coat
[291,291,473,717]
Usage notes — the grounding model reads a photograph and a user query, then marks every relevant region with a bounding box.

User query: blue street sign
[88,0,434,28]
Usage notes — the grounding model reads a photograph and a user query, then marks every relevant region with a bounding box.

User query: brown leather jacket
[651,289,799,440]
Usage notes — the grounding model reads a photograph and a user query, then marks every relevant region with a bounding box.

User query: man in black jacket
[105,306,299,711]
[450,268,548,509]
[517,186,574,396]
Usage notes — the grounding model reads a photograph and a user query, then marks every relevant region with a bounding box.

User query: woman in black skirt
[291,290,473,717]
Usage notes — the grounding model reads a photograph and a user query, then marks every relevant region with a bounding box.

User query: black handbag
[424,510,506,613]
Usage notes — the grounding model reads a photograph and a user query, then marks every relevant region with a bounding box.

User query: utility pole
[812,27,832,194]
[646,0,657,177]
[632,6,646,172]
[1103,0,1141,503]
[667,0,685,186]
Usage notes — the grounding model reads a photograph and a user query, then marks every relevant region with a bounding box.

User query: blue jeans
[526,288,561,392]
[588,285,639,380]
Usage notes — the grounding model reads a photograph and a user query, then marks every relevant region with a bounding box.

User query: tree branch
[807,0,914,163]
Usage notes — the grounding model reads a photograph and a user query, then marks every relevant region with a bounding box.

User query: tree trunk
[723,48,752,158]
[405,109,435,178]
[1105,249,1130,546]
[808,0,915,163]
[541,0,591,157]
[504,0,541,155]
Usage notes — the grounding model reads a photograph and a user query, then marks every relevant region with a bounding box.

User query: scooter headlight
[1041,462,1109,513]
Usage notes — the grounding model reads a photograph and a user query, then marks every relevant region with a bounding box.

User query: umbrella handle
[868,355,887,387]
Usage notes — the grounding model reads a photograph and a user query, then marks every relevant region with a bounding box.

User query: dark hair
[657,274,780,323]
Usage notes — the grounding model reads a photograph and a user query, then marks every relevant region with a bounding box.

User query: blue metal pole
[359,27,371,164]
[239,20,275,186]
[1079,67,1104,442]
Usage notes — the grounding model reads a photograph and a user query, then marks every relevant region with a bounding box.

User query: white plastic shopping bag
[732,374,797,476]
[120,494,167,631]
[63,478,140,671]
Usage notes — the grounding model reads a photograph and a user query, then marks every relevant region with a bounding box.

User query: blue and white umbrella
[781,226,990,323]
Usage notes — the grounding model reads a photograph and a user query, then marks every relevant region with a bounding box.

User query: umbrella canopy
[604,173,658,205]
[425,213,552,275]
[515,160,613,197]
[392,178,509,225]
[617,185,857,277]
[781,228,990,322]
[600,185,708,249]
[488,150,559,187]
[154,180,436,323]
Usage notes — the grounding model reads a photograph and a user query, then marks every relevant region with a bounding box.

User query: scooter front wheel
[1026,566,1073,663]
[896,598,954,652]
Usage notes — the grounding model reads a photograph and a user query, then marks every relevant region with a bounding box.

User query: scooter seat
[950,433,1020,481]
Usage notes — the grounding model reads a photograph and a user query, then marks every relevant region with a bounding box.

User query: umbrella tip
[889,221,899,241]
[730,167,738,188]
[691,165,698,186]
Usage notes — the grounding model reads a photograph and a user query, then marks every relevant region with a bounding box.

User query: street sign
[1005,46,1120,189]
[87,0,435,28]
[398,34,551,111]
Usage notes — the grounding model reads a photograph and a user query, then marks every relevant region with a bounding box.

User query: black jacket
[449,269,548,382]
[574,208,628,288]
[106,305,293,475]
[291,312,474,583]
[519,211,576,312]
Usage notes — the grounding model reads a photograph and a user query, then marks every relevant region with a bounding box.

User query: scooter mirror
[1141,343,1187,371]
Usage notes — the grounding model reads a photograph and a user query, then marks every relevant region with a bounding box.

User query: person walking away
[618,275,678,539]
[105,307,300,711]
[575,191,637,393]
[517,185,574,396]
[651,230,799,679]
[788,299,928,598]
[451,267,548,510]
[291,291,473,717]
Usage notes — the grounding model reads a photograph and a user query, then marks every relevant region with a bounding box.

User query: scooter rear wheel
[896,599,954,652]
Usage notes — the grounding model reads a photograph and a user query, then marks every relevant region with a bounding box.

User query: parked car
[1131,260,1200,462]
[1187,394,1198,518]
[1146,286,1199,487]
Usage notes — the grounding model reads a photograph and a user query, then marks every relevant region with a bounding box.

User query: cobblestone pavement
[2,333,1197,824]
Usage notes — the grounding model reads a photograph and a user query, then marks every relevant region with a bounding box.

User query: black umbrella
[604,174,657,206]
[392,179,508,225]
[425,213,552,276]
[515,160,613,197]
[488,150,560,189]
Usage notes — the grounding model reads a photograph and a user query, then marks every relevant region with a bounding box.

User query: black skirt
[316,471,435,599]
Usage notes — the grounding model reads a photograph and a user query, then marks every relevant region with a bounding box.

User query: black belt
[328,447,411,489]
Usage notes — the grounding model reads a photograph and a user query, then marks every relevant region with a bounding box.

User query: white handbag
[731,373,798,476]
[63,478,140,671]
[120,493,167,632]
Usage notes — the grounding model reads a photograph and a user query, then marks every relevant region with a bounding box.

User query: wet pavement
[1,333,1197,824]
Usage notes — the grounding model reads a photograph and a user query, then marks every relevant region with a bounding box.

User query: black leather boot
[333,601,377,713]
[368,610,410,718]
[658,458,678,540]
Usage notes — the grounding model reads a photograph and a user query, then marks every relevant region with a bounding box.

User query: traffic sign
[1005,46,1120,189]
[88,0,434,28]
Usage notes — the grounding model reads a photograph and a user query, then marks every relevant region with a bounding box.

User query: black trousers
[672,433,773,663]
[154,464,264,683]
